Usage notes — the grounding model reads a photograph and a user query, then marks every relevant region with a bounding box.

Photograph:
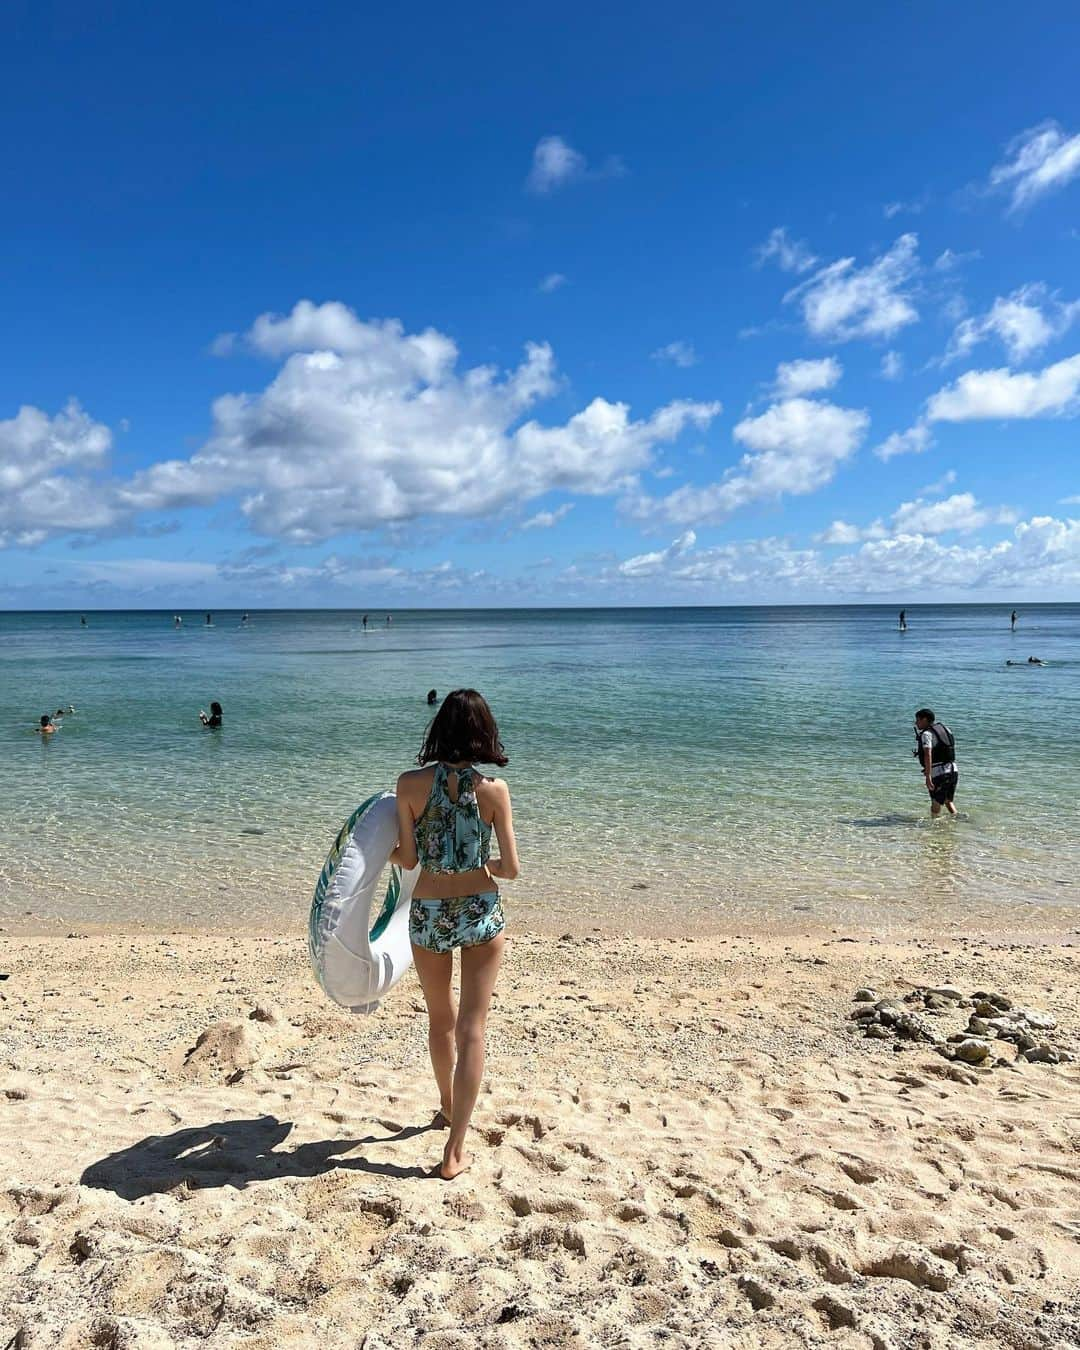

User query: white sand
[3,925,1080,1347]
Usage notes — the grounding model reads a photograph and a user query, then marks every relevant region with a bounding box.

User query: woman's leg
[410,944,456,1121]
[442,930,505,1179]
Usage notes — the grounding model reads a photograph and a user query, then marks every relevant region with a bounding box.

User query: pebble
[1023,1045,1061,1065]
[853,988,877,1002]
[925,985,963,1001]
[894,1013,941,1044]
[951,1039,991,1065]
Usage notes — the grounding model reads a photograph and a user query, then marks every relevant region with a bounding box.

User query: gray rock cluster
[848,985,1074,1069]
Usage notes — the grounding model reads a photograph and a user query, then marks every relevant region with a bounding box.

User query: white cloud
[816,493,1012,544]
[880,350,904,380]
[605,513,1080,596]
[0,401,116,547]
[918,469,957,496]
[816,518,887,545]
[927,352,1080,421]
[933,248,980,272]
[627,397,869,527]
[890,492,1017,535]
[651,340,699,368]
[538,272,568,293]
[883,196,927,219]
[755,227,818,274]
[784,234,920,342]
[990,120,1080,213]
[619,530,697,577]
[1060,494,1080,505]
[874,419,934,460]
[525,136,624,194]
[133,304,722,542]
[944,284,1079,364]
[773,357,842,398]
[521,503,574,530]
[2,304,722,549]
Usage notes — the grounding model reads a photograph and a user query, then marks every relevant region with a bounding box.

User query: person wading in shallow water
[913,708,958,817]
[390,689,519,1180]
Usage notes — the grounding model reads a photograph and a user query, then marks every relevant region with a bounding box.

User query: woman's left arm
[389,774,419,869]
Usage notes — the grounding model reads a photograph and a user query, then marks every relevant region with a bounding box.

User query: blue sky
[2,1,1079,607]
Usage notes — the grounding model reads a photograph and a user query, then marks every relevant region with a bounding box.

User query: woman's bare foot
[439,1144,471,1180]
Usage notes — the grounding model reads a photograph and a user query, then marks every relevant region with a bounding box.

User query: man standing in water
[913,708,958,817]
[1011,609,1018,631]
[899,609,907,631]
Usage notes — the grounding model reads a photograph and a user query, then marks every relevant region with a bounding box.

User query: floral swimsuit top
[414,763,492,875]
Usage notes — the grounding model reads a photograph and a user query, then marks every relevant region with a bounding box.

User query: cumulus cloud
[618,530,697,577]
[1,304,722,549]
[944,284,1080,364]
[816,518,887,545]
[627,397,869,528]
[125,303,722,543]
[926,352,1080,421]
[773,357,842,398]
[520,503,574,530]
[880,350,904,381]
[538,272,568,293]
[784,234,920,342]
[525,136,624,194]
[651,340,699,368]
[890,492,1017,535]
[606,513,1080,596]
[816,490,1013,550]
[0,401,116,547]
[755,227,818,274]
[990,120,1080,213]
[873,419,934,460]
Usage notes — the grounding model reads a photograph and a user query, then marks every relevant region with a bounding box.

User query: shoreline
[3,924,1080,1345]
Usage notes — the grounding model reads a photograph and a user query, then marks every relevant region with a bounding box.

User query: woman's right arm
[485,780,520,881]
[389,774,419,869]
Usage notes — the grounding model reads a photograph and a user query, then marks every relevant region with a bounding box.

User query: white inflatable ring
[308,792,420,1013]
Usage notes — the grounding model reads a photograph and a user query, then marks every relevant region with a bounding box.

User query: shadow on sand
[81,1114,442,1200]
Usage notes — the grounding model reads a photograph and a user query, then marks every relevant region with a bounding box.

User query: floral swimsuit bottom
[409,763,506,955]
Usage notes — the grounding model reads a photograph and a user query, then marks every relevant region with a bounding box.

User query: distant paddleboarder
[1011,609,1018,631]
[898,609,907,632]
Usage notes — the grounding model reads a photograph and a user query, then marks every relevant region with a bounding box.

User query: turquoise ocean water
[1,606,1078,934]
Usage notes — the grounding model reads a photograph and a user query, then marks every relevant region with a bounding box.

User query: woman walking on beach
[391,689,518,1180]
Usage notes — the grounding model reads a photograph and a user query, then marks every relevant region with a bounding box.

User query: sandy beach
[3,921,1080,1348]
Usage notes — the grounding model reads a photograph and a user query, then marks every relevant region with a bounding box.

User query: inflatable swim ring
[308,792,420,1013]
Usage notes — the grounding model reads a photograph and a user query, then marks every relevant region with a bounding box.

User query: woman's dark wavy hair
[417,688,508,767]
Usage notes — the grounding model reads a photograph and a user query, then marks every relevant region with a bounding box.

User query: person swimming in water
[427,689,438,705]
[36,714,56,736]
[199,701,223,728]
[1027,656,1045,665]
[80,615,87,627]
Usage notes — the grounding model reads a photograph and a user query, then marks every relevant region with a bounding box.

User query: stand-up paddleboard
[308,792,419,1013]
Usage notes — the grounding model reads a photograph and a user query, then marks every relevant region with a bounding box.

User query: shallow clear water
[1,606,1078,933]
